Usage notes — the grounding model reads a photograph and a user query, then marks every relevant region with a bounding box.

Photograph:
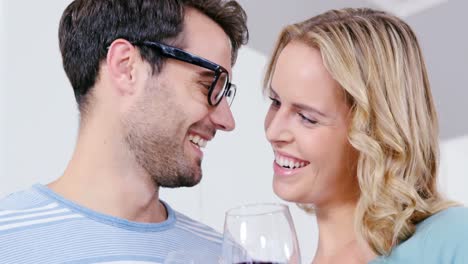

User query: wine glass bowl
[222,203,301,264]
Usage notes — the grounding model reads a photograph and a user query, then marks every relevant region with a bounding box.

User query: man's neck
[48,118,167,224]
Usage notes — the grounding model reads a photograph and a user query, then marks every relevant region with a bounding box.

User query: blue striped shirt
[0,184,222,263]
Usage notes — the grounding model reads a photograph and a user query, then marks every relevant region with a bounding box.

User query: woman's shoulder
[420,206,468,236]
[407,206,468,263]
[370,206,468,264]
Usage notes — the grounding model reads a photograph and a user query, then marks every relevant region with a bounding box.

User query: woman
[264,8,468,264]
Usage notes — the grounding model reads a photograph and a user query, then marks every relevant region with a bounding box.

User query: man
[0,0,248,262]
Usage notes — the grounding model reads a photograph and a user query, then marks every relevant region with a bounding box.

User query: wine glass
[221,203,301,264]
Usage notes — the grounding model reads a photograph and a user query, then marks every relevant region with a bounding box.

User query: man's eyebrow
[196,70,215,78]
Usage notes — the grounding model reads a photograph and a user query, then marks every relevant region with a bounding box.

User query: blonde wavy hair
[264,8,457,256]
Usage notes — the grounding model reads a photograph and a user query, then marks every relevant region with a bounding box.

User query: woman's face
[264,41,359,207]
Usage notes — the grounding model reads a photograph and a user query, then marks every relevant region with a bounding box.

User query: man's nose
[209,97,235,131]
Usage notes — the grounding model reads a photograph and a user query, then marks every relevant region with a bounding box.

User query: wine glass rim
[225,202,289,217]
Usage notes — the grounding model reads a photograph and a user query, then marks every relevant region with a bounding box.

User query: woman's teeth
[275,154,308,169]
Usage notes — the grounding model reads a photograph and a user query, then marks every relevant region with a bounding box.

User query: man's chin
[182,173,202,187]
[159,173,202,188]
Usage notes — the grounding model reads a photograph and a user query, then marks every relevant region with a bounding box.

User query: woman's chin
[273,181,305,203]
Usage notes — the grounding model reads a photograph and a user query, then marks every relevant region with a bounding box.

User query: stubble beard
[123,82,202,189]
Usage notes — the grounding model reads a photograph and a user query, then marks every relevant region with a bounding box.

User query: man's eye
[199,82,211,90]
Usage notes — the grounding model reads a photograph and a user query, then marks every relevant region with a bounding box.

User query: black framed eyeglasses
[131,40,236,107]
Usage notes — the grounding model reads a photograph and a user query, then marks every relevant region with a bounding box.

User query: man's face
[123,8,235,188]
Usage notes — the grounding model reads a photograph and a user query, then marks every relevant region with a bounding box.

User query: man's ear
[106,39,141,96]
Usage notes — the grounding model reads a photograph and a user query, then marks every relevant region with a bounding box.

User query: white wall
[0,0,6,177]
[0,2,466,263]
[439,135,468,203]
[1,0,78,194]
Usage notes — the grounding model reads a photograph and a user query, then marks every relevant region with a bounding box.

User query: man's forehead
[181,8,232,71]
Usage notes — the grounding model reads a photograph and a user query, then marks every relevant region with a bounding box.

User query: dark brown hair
[59,0,248,112]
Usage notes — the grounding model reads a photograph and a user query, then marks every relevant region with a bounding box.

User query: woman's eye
[269,97,281,108]
[298,113,318,125]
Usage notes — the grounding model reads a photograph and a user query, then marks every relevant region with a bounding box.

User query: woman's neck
[312,200,376,264]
